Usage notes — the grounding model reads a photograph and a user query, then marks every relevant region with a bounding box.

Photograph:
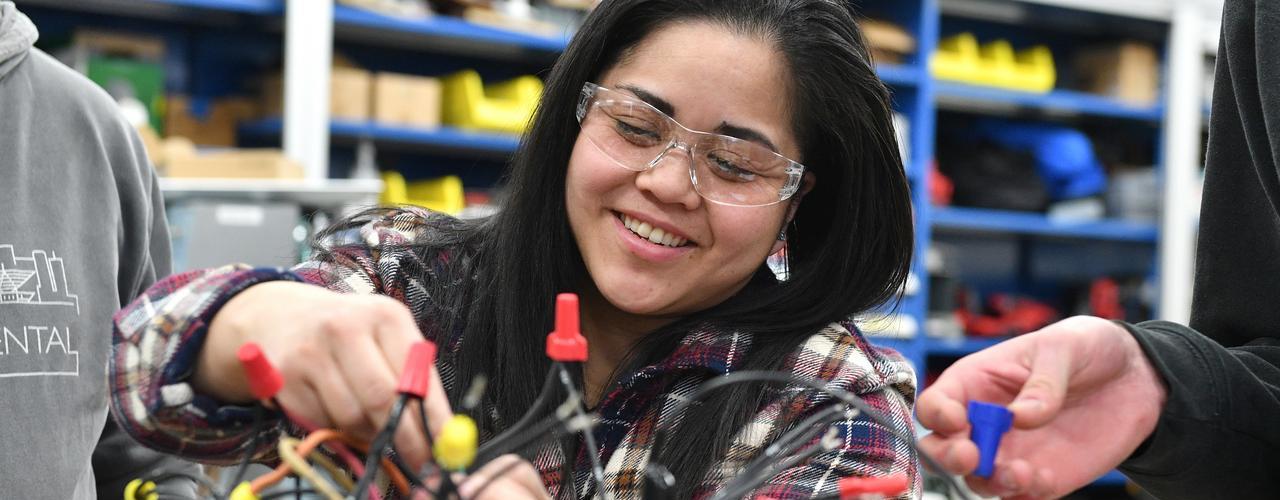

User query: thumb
[1008,343,1071,428]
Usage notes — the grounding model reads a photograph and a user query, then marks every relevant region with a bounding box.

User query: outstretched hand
[917,316,1167,499]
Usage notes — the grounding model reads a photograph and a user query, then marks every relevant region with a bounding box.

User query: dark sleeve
[1115,0,1280,497]
[1118,321,1280,500]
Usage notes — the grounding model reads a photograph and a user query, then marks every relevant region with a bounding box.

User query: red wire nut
[546,293,588,362]
[237,343,283,401]
[837,474,909,499]
[398,341,438,398]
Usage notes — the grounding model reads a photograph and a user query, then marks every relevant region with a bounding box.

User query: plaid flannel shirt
[111,208,920,499]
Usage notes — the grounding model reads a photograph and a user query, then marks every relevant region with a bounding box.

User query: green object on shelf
[86,56,165,132]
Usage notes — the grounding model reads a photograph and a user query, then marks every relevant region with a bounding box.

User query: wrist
[192,283,276,403]
[1118,322,1168,451]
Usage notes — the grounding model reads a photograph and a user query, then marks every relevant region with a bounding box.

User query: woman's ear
[770,172,816,255]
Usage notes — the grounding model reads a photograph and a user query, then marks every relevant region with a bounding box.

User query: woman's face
[565,21,802,318]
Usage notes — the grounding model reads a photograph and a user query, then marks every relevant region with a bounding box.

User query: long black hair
[321,0,911,496]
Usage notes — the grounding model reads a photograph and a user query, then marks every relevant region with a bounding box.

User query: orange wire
[249,429,412,495]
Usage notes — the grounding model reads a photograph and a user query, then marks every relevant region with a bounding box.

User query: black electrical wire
[228,405,269,490]
[260,489,321,500]
[463,411,594,499]
[461,454,527,500]
[711,428,836,500]
[729,404,849,485]
[554,363,609,500]
[641,371,972,500]
[474,367,561,466]
[417,396,458,500]
[351,394,410,500]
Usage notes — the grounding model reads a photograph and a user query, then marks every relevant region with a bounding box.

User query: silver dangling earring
[778,228,788,241]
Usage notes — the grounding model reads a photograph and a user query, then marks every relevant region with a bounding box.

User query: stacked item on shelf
[159,95,305,180]
[55,28,302,181]
[861,18,916,65]
[1067,41,1160,106]
[932,32,1056,93]
[442,69,542,134]
[380,171,465,214]
[261,58,376,124]
[373,72,443,130]
[261,57,447,133]
[936,118,1108,218]
[1106,166,1160,223]
[339,0,433,19]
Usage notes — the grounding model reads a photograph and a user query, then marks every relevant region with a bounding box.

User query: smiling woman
[109,1,917,499]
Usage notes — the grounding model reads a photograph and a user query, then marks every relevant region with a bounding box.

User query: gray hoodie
[0,3,181,498]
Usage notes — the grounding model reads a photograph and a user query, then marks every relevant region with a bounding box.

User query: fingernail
[457,479,475,498]
[1011,398,1043,413]
[998,470,1018,490]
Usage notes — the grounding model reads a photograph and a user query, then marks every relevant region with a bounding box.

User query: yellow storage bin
[931,33,1056,93]
[442,70,542,134]
[380,171,465,215]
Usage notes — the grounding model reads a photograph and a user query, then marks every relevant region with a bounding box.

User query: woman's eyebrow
[618,84,675,117]
[617,83,780,152]
[715,123,780,153]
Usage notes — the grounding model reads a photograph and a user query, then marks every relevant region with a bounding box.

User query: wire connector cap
[398,341,438,398]
[968,400,1013,478]
[237,343,283,401]
[546,293,588,362]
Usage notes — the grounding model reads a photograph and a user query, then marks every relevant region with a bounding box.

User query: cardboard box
[165,95,258,147]
[262,67,372,121]
[1071,42,1159,106]
[164,149,304,180]
[372,73,442,129]
[862,19,916,64]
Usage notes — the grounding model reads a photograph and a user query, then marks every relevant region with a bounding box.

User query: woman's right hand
[193,281,450,470]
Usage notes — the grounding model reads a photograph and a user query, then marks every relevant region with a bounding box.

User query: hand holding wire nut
[195,281,452,471]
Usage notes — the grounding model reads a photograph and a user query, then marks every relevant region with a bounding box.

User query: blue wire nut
[968,401,1013,479]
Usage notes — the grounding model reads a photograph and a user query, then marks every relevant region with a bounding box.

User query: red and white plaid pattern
[111,207,920,499]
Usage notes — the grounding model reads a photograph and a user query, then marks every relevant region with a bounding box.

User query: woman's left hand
[456,454,552,500]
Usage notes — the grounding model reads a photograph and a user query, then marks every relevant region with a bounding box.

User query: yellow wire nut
[124,479,157,500]
[228,482,260,500]
[434,414,479,471]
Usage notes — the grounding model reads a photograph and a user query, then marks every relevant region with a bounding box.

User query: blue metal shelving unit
[333,5,570,53]
[156,0,281,14]
[877,63,923,87]
[924,335,1011,357]
[931,206,1160,242]
[21,0,283,15]
[935,81,1164,122]
[240,118,522,154]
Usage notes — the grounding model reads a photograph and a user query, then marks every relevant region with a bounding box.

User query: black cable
[229,405,268,490]
[474,367,561,466]
[464,412,592,499]
[260,489,320,500]
[388,452,426,489]
[417,396,457,499]
[554,363,608,500]
[351,395,410,500]
[712,429,836,500]
[462,455,526,500]
[488,412,573,457]
[731,404,848,483]
[641,371,972,500]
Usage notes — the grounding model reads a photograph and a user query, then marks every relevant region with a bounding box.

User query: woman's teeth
[620,214,689,248]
